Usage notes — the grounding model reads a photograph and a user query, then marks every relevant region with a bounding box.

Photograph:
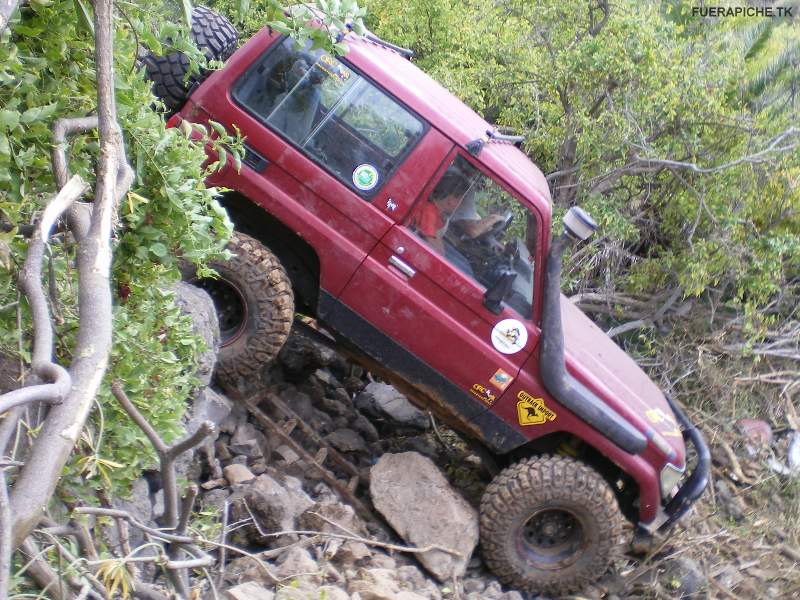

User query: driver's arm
[458,213,507,238]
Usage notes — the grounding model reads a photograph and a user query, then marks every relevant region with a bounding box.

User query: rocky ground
[120,284,800,600]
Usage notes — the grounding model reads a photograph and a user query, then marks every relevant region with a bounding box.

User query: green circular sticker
[352,164,379,191]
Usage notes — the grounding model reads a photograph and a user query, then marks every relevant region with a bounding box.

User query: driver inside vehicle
[409,171,470,257]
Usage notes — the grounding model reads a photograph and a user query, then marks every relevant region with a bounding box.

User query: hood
[560,294,686,467]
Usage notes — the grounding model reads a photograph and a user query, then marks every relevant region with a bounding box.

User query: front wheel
[187,232,294,388]
[479,455,626,596]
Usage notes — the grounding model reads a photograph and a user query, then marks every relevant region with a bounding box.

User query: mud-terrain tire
[480,454,626,596]
[142,6,238,111]
[187,232,294,387]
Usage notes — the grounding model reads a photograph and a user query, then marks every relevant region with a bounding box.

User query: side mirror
[483,269,515,314]
[563,206,597,241]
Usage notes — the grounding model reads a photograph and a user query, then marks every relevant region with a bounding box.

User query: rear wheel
[188,232,294,387]
[479,454,625,596]
[142,6,238,111]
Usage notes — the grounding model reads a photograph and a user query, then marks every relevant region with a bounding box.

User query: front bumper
[655,393,710,532]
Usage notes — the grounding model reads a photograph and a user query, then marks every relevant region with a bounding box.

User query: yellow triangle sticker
[517,391,557,426]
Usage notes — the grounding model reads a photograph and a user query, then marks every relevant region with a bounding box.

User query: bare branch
[0,470,11,599]
[10,0,132,548]
[629,126,799,174]
[0,0,21,35]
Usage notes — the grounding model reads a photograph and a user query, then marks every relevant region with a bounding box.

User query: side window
[233,38,425,196]
[408,155,536,318]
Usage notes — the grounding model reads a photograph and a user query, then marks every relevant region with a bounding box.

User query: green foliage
[0,0,232,498]
[366,0,799,334]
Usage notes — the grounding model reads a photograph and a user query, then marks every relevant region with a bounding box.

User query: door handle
[389,255,416,278]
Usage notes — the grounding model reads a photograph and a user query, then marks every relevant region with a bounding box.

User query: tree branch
[10,0,132,549]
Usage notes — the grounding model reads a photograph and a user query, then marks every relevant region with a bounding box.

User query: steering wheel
[479,211,514,241]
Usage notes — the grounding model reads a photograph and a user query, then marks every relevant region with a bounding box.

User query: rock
[787,432,800,473]
[481,581,503,600]
[370,452,478,581]
[275,547,319,580]
[172,282,219,386]
[367,553,397,571]
[199,488,230,513]
[462,578,485,594]
[356,382,429,429]
[396,565,441,599]
[397,593,429,600]
[281,388,316,422]
[736,419,773,447]
[0,352,21,394]
[326,428,368,453]
[223,556,277,586]
[278,332,331,381]
[350,413,379,442]
[231,421,266,458]
[110,478,152,550]
[320,395,351,417]
[498,593,524,600]
[224,464,256,485]
[660,557,706,599]
[315,587,350,600]
[299,500,367,562]
[244,473,314,533]
[348,568,400,600]
[714,478,746,521]
[225,582,275,600]
[189,387,232,429]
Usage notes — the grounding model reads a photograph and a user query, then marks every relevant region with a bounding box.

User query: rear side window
[234,38,425,196]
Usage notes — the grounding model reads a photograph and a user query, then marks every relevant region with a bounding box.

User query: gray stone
[199,488,230,514]
[110,478,152,550]
[396,565,442,599]
[369,452,478,582]
[230,421,266,458]
[326,428,368,453]
[397,593,430,600]
[222,556,277,586]
[348,568,400,600]
[172,282,219,386]
[188,387,232,429]
[356,382,429,429]
[245,473,314,533]
[275,546,319,580]
[281,388,315,422]
[224,582,275,600]
[660,557,706,599]
[462,578,485,594]
[482,581,503,600]
[315,587,350,600]
[498,593,525,600]
[224,464,256,485]
[350,413,379,442]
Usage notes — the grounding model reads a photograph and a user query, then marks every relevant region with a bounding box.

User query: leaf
[73,0,94,34]
[149,242,168,257]
[0,110,20,130]
[181,0,193,29]
[20,103,58,124]
[236,0,251,21]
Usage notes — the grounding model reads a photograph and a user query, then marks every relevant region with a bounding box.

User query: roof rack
[339,24,414,60]
[466,128,526,157]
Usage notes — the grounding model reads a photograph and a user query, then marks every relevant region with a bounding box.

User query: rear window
[233,38,425,196]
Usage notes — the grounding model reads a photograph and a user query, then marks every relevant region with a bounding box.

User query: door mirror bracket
[483,269,515,314]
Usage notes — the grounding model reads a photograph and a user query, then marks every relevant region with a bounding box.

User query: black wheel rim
[194,276,247,346]
[516,508,586,570]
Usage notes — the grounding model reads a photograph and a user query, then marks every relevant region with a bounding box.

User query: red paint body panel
[174,25,689,525]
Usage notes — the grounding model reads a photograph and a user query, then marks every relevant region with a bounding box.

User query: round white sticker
[352,164,379,191]
[491,319,528,354]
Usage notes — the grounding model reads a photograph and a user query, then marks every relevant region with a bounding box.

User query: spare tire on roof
[142,6,238,112]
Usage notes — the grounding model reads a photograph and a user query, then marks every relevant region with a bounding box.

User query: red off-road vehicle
[147,9,709,595]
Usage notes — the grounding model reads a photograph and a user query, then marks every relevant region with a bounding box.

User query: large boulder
[355,382,429,429]
[369,452,478,581]
[171,282,220,386]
